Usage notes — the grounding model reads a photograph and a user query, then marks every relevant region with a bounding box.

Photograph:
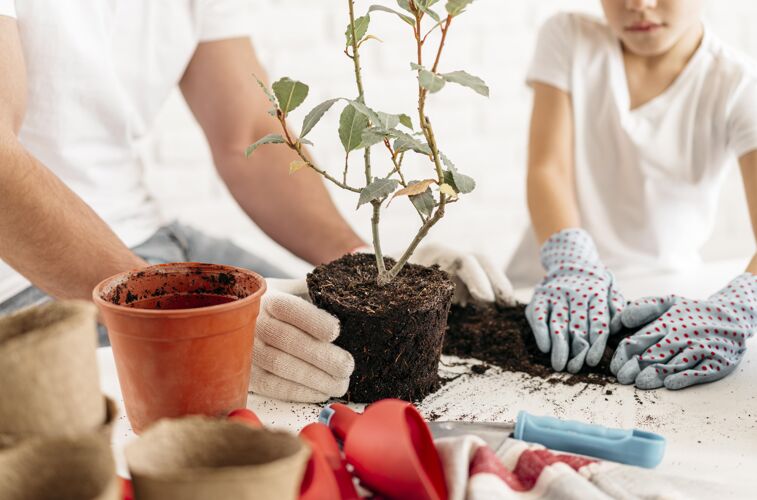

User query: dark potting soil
[444,303,630,386]
[128,294,236,310]
[107,270,244,306]
[307,253,454,403]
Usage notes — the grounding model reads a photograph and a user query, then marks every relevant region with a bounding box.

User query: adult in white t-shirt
[0,0,512,403]
[0,1,514,403]
[512,0,757,390]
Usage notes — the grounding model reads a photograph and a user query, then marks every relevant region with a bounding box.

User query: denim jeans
[0,222,289,345]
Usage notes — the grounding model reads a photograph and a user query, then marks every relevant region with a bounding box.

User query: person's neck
[623,21,704,72]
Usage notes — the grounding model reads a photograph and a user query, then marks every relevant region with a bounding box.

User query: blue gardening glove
[526,229,626,373]
[610,273,757,390]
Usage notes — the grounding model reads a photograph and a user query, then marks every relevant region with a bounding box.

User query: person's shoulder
[702,29,757,86]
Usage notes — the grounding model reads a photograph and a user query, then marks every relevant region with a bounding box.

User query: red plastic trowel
[320,399,448,500]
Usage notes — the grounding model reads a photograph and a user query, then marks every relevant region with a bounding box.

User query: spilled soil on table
[443,303,630,386]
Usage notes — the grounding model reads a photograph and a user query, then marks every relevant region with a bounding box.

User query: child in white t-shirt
[511,0,757,390]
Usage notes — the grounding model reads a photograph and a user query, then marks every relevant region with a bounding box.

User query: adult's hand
[526,229,625,373]
[610,273,756,389]
[411,243,515,306]
[250,278,354,403]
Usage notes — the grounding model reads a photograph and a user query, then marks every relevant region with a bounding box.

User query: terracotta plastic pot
[93,263,266,433]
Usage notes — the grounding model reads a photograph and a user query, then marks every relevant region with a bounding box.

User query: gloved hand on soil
[526,228,626,373]
[609,273,757,390]
[249,278,354,403]
[411,243,516,306]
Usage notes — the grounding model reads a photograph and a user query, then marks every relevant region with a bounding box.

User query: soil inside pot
[307,253,454,403]
[128,294,237,310]
[444,303,633,386]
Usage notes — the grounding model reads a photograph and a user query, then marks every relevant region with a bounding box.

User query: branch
[277,113,361,193]
[348,0,386,276]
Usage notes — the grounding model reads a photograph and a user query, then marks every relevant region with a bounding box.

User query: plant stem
[379,8,454,281]
[382,202,446,283]
[278,115,361,193]
[347,0,386,277]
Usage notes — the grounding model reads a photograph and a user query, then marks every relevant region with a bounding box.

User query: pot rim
[92,262,267,318]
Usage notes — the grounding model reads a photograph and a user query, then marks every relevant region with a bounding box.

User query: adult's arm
[179,37,364,266]
[0,17,146,301]
[526,82,581,244]
[739,150,757,274]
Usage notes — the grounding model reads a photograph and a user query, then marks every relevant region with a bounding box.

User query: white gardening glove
[410,243,516,306]
[250,278,355,403]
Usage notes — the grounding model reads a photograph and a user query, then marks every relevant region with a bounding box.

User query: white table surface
[99,259,757,491]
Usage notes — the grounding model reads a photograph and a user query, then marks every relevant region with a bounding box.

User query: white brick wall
[144,0,757,275]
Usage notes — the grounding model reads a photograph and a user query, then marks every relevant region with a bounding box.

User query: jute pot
[126,416,310,500]
[0,434,118,500]
[0,301,105,437]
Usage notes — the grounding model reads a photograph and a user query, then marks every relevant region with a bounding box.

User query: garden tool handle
[514,411,666,468]
[319,403,359,442]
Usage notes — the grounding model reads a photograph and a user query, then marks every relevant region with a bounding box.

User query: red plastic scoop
[320,399,448,500]
[299,423,359,500]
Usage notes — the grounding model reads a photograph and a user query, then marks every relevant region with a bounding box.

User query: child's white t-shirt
[0,0,253,303]
[507,12,757,286]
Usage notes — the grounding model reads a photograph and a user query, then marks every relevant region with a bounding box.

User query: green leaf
[441,151,455,170]
[419,69,446,93]
[416,2,441,22]
[346,15,370,46]
[349,100,381,124]
[410,62,424,71]
[254,74,278,107]
[339,104,370,153]
[361,127,388,148]
[300,98,340,138]
[245,134,285,157]
[272,78,309,115]
[445,0,474,16]
[298,137,314,146]
[357,178,400,208]
[442,156,476,194]
[376,112,400,130]
[442,70,489,97]
[349,101,400,131]
[399,114,414,129]
[410,189,435,217]
[396,0,413,12]
[393,130,432,155]
[368,5,414,25]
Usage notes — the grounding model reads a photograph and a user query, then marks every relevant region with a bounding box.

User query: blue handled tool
[428,411,665,469]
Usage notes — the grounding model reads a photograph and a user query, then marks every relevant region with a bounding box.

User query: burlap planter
[0,301,105,437]
[0,396,117,449]
[126,417,310,500]
[0,434,119,500]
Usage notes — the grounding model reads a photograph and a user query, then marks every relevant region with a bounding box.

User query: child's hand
[610,273,757,389]
[526,229,626,373]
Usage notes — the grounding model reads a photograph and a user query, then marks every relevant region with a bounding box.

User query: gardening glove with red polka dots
[526,228,626,373]
[609,273,757,390]
[249,278,355,403]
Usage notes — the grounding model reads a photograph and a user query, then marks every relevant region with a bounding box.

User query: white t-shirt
[507,12,757,287]
[0,0,252,303]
